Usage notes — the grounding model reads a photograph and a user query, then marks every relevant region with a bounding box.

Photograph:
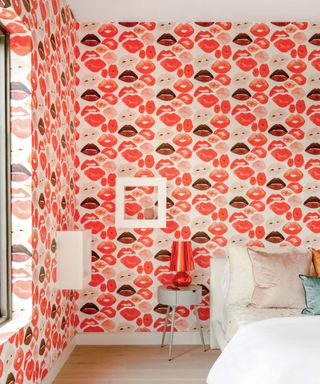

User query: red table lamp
[169,241,194,287]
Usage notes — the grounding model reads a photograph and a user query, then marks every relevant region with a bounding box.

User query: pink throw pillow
[248,249,309,309]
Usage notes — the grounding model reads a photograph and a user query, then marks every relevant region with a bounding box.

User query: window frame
[0,22,12,325]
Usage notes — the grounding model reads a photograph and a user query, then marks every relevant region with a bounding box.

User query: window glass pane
[0,23,11,323]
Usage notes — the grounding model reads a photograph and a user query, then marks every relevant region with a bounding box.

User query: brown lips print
[38,118,45,135]
[233,33,252,45]
[268,124,288,136]
[166,197,175,208]
[154,249,171,262]
[305,143,320,155]
[81,34,101,47]
[269,69,289,82]
[157,33,177,46]
[117,284,136,296]
[230,143,250,155]
[118,70,138,83]
[192,178,211,190]
[81,143,101,156]
[232,88,251,101]
[51,171,57,186]
[229,196,249,208]
[80,303,100,315]
[154,304,170,314]
[10,82,31,100]
[194,70,214,82]
[6,373,15,384]
[304,197,320,209]
[80,197,100,210]
[309,33,320,46]
[12,244,32,262]
[267,178,286,190]
[24,326,33,345]
[117,232,137,244]
[191,231,210,243]
[157,89,176,101]
[81,89,101,102]
[265,231,285,243]
[193,124,213,137]
[156,143,175,155]
[119,125,138,137]
[38,193,45,209]
[38,41,45,60]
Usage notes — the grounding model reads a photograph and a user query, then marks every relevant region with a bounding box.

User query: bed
[209,257,301,350]
[208,253,320,384]
[208,315,320,384]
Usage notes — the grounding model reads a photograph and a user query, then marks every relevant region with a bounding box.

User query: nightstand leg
[195,306,206,352]
[168,305,176,361]
[161,305,170,347]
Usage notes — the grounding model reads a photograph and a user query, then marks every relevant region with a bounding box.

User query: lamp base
[173,271,192,287]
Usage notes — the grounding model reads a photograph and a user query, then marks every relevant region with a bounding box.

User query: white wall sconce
[56,230,92,289]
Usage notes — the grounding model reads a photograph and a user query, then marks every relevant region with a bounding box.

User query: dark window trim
[0,22,12,325]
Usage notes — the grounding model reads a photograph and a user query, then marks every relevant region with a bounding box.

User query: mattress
[208,316,320,384]
[221,300,302,342]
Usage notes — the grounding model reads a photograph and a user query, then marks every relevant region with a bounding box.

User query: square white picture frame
[115,177,167,228]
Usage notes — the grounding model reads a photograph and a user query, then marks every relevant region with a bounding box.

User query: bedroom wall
[0,1,78,383]
[76,22,320,334]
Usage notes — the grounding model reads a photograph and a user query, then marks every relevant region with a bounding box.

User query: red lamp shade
[169,241,194,287]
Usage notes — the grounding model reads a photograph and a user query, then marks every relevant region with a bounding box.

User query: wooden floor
[54,346,220,384]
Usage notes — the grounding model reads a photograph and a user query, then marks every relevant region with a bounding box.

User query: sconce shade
[169,241,194,272]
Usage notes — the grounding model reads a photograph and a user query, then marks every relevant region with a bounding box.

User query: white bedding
[222,300,301,342]
[207,316,320,384]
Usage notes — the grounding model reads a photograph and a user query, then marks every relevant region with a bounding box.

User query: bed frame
[210,257,228,350]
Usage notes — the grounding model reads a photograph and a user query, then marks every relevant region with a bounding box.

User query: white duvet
[207,316,320,384]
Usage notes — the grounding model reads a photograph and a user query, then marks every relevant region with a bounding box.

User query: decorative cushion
[300,275,320,315]
[248,249,308,309]
[311,248,320,277]
[226,246,304,306]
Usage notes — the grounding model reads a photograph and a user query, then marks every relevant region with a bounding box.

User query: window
[0,22,11,324]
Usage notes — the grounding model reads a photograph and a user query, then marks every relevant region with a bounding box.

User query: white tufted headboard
[210,257,228,350]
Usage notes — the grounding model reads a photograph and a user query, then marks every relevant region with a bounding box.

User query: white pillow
[221,261,230,301]
[226,246,254,305]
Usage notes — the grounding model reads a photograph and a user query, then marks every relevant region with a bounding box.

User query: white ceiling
[68,0,320,22]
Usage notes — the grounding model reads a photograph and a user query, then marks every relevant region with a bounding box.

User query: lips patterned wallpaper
[76,21,320,334]
[0,1,78,383]
[0,10,320,382]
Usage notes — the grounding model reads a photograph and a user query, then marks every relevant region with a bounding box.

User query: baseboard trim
[41,338,76,384]
[76,331,211,346]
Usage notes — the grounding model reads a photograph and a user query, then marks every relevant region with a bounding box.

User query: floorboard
[53,345,220,384]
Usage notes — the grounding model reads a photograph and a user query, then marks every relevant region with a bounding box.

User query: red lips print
[233,50,257,71]
[118,141,143,162]
[269,141,292,162]
[121,37,144,53]
[271,30,295,52]
[10,34,32,56]
[156,159,179,180]
[195,86,219,107]
[157,49,182,71]
[192,195,216,215]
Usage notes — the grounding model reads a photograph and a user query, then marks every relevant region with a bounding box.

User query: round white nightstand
[158,284,206,361]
